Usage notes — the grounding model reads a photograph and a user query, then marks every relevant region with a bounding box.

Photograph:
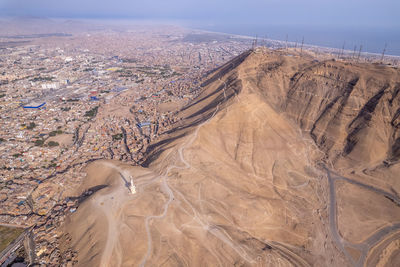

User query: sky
[1,0,399,55]
[1,0,399,28]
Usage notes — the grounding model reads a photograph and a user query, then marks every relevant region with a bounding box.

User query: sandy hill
[64,48,400,267]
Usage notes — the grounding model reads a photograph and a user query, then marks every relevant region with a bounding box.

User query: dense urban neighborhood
[0,22,254,265]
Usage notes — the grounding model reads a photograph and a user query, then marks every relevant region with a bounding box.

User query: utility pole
[300,37,304,55]
[255,34,258,48]
[352,45,357,59]
[294,39,298,51]
[357,45,363,61]
[381,43,387,62]
[260,36,264,47]
[285,34,288,51]
[339,41,345,59]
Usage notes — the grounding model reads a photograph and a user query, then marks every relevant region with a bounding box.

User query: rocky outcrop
[244,51,400,172]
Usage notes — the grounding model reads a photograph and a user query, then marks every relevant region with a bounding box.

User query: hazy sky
[1,0,400,55]
[1,0,400,28]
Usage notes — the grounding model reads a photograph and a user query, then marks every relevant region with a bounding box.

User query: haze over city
[1,0,400,266]
[1,0,400,55]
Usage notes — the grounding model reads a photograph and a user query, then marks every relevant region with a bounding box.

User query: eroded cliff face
[239,50,400,189]
[286,63,399,165]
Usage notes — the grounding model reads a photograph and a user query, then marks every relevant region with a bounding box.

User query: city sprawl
[0,23,251,264]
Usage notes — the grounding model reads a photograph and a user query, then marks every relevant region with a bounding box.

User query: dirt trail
[93,162,132,267]
[139,84,230,266]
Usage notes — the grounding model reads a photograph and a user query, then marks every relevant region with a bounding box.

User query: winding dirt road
[139,90,225,266]
[138,80,258,266]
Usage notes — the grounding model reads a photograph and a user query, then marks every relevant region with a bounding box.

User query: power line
[352,45,357,59]
[339,41,345,59]
[285,34,288,51]
[357,45,363,61]
[300,37,304,55]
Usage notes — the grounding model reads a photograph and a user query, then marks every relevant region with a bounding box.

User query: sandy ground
[157,100,186,113]
[46,134,73,147]
[336,180,400,244]
[64,48,400,267]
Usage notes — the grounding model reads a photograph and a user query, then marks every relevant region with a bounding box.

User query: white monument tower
[129,177,136,194]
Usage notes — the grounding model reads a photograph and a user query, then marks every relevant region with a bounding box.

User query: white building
[41,83,59,89]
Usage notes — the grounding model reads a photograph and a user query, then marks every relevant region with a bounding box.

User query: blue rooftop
[23,102,46,109]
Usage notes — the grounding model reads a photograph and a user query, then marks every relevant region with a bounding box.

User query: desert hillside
[64,48,400,267]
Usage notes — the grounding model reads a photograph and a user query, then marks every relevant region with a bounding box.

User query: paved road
[324,166,400,267]
[0,223,29,228]
[0,231,27,266]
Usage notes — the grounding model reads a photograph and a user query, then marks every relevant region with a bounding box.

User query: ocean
[196,24,400,57]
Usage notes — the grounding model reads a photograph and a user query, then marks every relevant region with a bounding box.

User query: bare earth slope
[64,48,400,267]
